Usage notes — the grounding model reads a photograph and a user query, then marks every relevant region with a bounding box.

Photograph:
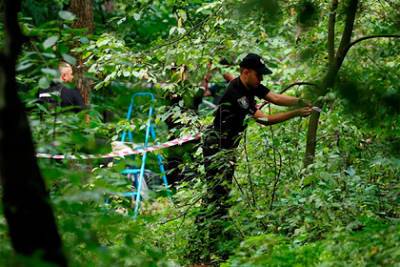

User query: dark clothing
[163,82,203,186]
[189,77,270,262]
[189,128,238,263]
[213,77,269,148]
[208,82,228,104]
[164,82,203,130]
[38,82,85,112]
[202,128,237,213]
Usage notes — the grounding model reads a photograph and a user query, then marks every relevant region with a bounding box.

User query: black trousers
[201,130,237,219]
[189,129,240,262]
[165,139,200,186]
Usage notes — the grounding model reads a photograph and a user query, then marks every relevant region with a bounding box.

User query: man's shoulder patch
[237,96,249,109]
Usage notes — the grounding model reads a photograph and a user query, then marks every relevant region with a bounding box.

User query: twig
[280,82,319,94]
[366,54,400,81]
[159,195,202,226]
[141,9,220,54]
[243,130,257,207]
[29,40,49,66]
[267,106,283,210]
[232,174,248,204]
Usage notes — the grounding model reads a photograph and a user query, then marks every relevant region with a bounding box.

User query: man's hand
[296,107,313,117]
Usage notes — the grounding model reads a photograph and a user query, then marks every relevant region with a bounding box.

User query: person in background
[201,58,235,104]
[162,64,203,186]
[38,62,85,112]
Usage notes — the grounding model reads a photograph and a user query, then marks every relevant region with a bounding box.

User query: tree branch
[144,14,212,53]
[343,34,400,59]
[328,0,338,66]
[243,130,257,208]
[335,0,359,69]
[367,54,400,81]
[280,81,319,94]
[322,0,359,90]
[304,0,359,168]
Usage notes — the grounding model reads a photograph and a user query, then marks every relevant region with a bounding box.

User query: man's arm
[265,91,309,107]
[253,107,312,126]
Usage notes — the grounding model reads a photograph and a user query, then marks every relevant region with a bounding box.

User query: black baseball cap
[239,53,272,75]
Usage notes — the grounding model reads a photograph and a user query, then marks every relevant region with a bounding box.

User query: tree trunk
[327,0,338,66]
[70,0,94,106]
[0,1,67,266]
[304,0,359,167]
[70,0,94,33]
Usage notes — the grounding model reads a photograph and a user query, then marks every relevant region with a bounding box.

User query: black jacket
[38,82,85,112]
[213,77,269,148]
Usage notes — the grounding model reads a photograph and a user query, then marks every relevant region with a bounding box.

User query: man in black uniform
[38,62,85,112]
[195,53,313,262]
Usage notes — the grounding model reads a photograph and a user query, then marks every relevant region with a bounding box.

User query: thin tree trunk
[0,1,67,266]
[304,0,359,167]
[328,0,338,67]
[70,0,94,106]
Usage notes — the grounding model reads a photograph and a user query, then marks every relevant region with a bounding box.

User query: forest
[0,0,399,266]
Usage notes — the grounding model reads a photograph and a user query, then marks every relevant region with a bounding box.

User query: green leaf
[169,26,177,36]
[117,17,126,25]
[96,38,110,47]
[82,51,92,60]
[57,43,69,54]
[39,77,50,89]
[16,61,34,71]
[36,103,51,114]
[58,10,76,21]
[345,166,356,177]
[177,27,186,35]
[123,70,130,77]
[42,53,56,58]
[43,36,59,49]
[196,2,220,14]
[41,68,58,77]
[178,9,187,21]
[62,53,77,65]
[302,175,317,186]
[80,37,89,44]
[133,13,141,21]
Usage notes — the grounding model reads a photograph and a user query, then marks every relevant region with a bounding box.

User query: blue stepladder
[119,92,170,218]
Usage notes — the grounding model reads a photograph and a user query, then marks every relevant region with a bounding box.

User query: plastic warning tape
[36,133,201,160]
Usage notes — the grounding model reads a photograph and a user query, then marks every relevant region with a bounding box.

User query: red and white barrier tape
[36,133,201,160]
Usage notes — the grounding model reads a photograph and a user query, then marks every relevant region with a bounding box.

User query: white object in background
[312,106,322,113]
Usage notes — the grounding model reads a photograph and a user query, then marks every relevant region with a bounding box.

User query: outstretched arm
[265,91,310,107]
[253,107,312,126]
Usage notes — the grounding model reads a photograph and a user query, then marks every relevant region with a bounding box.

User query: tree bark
[304,0,359,167]
[0,1,67,266]
[70,0,94,33]
[328,0,338,67]
[70,0,94,106]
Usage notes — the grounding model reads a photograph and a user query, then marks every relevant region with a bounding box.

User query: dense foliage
[1,0,399,266]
